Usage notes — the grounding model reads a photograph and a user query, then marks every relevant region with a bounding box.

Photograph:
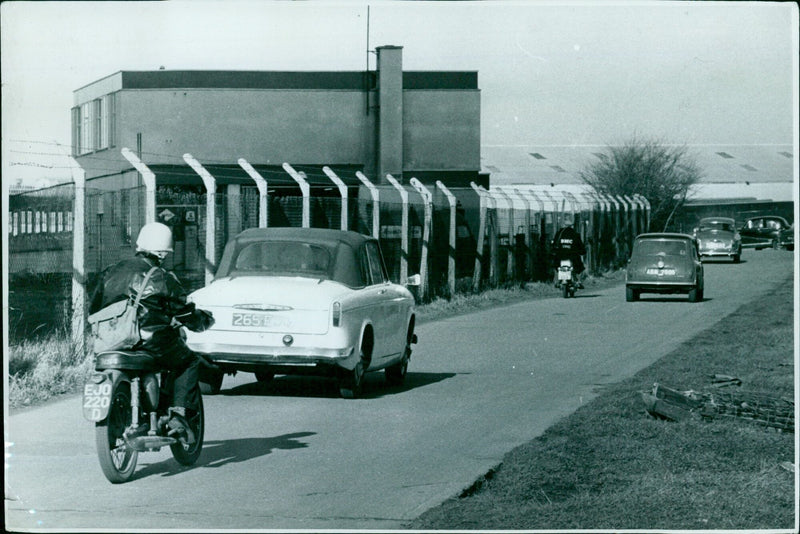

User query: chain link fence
[8,183,76,341]
[9,176,653,343]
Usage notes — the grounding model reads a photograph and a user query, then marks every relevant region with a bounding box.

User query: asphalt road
[5,249,794,531]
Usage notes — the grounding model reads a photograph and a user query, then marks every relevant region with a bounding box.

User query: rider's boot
[167,407,196,444]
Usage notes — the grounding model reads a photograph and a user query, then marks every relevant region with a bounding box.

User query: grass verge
[408,279,796,530]
[7,332,92,410]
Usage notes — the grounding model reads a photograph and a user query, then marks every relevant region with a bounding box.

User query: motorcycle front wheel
[96,383,138,483]
[170,394,204,465]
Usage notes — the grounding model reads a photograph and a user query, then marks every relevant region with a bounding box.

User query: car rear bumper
[189,342,356,369]
[699,250,738,257]
[626,281,696,293]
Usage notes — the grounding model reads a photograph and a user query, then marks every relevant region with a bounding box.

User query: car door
[361,241,392,363]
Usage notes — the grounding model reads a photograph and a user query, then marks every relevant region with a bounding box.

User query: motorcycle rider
[551,212,586,288]
[89,222,213,443]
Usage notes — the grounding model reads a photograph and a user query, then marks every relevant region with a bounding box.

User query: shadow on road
[702,259,748,264]
[222,371,459,399]
[134,432,316,479]
[635,296,713,303]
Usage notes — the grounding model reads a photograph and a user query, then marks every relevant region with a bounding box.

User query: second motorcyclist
[551,213,587,288]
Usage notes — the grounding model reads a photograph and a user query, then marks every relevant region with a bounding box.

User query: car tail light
[332,301,341,327]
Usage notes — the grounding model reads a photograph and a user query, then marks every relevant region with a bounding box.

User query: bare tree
[579,136,703,231]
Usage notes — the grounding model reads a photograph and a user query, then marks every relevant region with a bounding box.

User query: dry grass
[7,333,92,410]
[410,279,795,530]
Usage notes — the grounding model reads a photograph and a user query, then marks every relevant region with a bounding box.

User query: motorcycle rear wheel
[96,384,138,483]
[170,395,204,465]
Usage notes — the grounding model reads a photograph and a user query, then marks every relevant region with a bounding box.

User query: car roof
[232,227,375,248]
[699,217,735,223]
[745,215,788,222]
[635,232,694,240]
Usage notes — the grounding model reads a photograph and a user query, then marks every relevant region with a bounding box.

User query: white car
[186,227,418,398]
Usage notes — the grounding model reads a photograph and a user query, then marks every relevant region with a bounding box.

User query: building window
[81,102,92,154]
[72,93,116,155]
[71,107,80,156]
[94,98,104,150]
[106,93,116,148]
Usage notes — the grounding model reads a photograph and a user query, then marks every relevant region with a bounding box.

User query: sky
[1,0,797,187]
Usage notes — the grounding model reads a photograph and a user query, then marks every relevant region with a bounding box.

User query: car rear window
[699,222,734,232]
[231,241,333,277]
[635,239,688,256]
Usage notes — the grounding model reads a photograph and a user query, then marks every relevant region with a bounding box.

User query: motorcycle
[556,258,578,298]
[83,347,214,483]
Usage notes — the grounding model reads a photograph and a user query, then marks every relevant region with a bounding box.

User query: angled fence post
[183,154,217,286]
[494,187,515,282]
[470,182,487,291]
[541,190,561,230]
[70,157,87,355]
[624,194,639,238]
[409,178,432,300]
[323,167,349,231]
[386,174,408,283]
[513,188,532,282]
[635,194,651,232]
[436,180,457,296]
[479,185,499,287]
[239,158,268,228]
[356,171,380,238]
[282,163,310,228]
[121,147,156,223]
[525,189,547,280]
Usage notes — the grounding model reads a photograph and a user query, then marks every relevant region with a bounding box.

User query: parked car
[625,233,704,303]
[185,227,418,398]
[739,215,794,251]
[692,217,742,262]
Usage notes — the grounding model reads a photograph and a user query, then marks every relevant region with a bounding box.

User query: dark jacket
[551,226,586,273]
[90,253,212,338]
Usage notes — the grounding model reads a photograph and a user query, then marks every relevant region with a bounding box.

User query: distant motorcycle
[83,348,213,483]
[556,258,578,298]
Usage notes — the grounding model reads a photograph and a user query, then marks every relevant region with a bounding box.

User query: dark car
[625,233,704,303]
[739,216,794,251]
[693,217,742,262]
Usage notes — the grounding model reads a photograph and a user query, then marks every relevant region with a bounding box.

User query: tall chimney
[376,46,403,183]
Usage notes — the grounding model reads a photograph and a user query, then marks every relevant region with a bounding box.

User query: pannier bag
[88,266,158,353]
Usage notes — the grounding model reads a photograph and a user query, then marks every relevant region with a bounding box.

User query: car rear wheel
[688,287,702,303]
[198,368,223,395]
[339,358,365,399]
[625,286,639,302]
[255,371,275,383]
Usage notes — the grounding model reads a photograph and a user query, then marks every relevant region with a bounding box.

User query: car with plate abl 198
[626,233,704,303]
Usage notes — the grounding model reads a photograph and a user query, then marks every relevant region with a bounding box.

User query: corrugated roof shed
[482,144,794,187]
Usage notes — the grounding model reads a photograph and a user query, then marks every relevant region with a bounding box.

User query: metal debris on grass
[641,382,794,432]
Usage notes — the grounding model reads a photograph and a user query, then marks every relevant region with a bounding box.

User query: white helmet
[136,222,173,256]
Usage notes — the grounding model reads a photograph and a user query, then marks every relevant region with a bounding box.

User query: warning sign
[159,209,176,223]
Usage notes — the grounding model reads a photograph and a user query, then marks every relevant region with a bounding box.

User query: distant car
[692,217,742,262]
[625,233,704,303]
[186,227,418,398]
[739,216,794,251]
